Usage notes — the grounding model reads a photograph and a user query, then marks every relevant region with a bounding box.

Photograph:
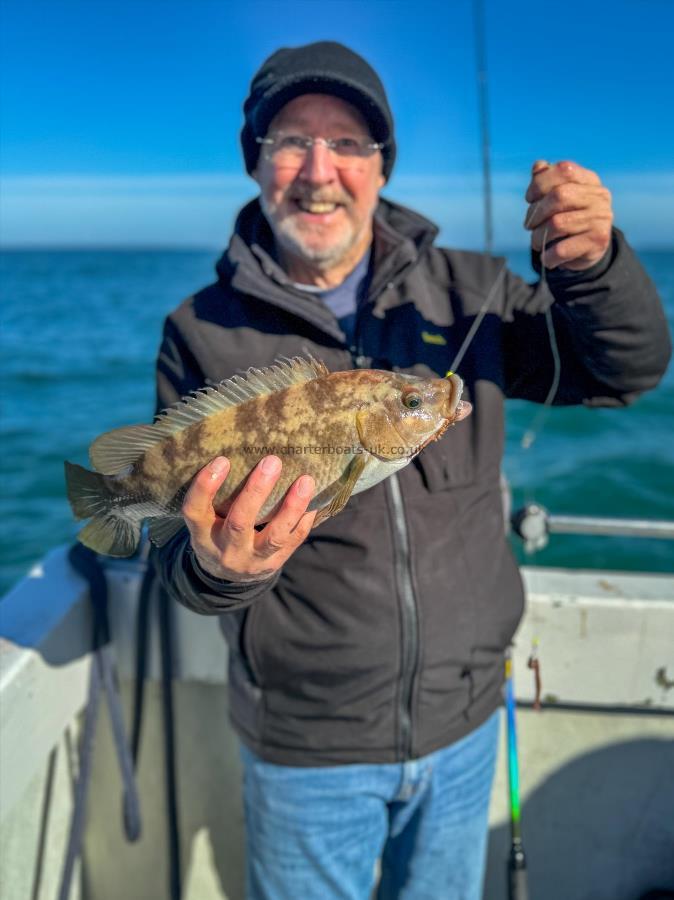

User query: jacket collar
[216,196,439,337]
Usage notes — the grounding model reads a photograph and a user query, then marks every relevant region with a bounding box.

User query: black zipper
[386,473,418,759]
[350,343,418,761]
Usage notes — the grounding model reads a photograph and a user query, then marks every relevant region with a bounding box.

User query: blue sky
[1,0,673,248]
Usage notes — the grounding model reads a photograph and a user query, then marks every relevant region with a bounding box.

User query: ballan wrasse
[65,357,471,557]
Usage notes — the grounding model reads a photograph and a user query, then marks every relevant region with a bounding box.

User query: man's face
[253,94,385,274]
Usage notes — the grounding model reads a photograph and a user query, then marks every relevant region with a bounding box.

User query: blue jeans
[240,710,500,900]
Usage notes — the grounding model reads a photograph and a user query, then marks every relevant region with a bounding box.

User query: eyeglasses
[256,131,385,168]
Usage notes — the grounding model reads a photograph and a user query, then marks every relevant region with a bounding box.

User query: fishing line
[448,262,508,374]
[520,228,562,450]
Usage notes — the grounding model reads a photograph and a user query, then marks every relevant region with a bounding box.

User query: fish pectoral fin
[89,424,164,474]
[149,515,186,548]
[313,454,368,527]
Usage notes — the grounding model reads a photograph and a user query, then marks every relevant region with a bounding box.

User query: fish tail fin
[65,460,113,518]
[64,460,141,557]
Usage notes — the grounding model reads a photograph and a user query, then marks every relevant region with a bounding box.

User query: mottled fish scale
[108,375,360,518]
[212,377,366,517]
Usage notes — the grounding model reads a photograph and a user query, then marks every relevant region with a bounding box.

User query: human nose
[297,139,338,183]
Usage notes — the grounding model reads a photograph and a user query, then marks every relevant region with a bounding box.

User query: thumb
[526,160,551,202]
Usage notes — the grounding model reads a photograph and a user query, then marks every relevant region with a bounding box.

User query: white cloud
[1,171,672,248]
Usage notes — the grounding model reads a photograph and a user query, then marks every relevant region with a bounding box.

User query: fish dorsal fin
[153,356,330,435]
[89,356,330,474]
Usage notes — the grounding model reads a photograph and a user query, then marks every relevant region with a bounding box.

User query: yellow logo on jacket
[421,331,447,346]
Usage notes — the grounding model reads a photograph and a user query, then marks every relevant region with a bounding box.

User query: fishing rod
[470,3,544,899]
[505,647,529,900]
[473,0,493,254]
[446,0,505,376]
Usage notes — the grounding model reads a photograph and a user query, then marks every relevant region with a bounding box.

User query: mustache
[288,187,351,205]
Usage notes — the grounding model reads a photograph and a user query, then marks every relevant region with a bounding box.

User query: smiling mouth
[293,199,343,215]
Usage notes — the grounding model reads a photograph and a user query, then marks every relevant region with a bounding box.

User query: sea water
[1,247,672,596]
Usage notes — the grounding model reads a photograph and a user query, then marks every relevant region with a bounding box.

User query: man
[155,41,670,900]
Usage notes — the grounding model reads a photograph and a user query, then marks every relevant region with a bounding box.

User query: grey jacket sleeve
[154,529,280,615]
[502,228,671,405]
[153,314,279,614]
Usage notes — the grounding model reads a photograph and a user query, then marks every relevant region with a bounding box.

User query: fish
[64,356,472,557]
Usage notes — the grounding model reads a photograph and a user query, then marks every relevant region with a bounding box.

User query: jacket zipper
[386,473,418,759]
[350,343,419,761]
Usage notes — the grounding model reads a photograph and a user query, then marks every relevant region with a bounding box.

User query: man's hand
[182,455,317,583]
[524,160,613,271]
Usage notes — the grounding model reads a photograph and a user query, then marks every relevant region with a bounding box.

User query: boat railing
[511,503,674,553]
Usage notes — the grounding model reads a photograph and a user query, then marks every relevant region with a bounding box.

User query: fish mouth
[446,374,472,423]
[452,399,472,422]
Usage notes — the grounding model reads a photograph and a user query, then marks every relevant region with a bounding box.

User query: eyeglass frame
[255,131,386,164]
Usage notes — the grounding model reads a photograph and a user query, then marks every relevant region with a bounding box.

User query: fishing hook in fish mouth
[444,371,472,422]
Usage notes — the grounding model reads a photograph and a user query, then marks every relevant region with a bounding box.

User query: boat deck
[2,547,673,899]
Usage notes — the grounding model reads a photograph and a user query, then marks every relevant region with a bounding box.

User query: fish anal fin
[149,515,185,548]
[79,515,141,558]
[313,454,368,527]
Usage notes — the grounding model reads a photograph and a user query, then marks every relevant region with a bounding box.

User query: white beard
[260,194,363,271]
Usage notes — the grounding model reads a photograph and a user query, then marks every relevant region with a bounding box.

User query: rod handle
[508,845,529,900]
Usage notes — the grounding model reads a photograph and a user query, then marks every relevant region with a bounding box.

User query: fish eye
[403,393,422,409]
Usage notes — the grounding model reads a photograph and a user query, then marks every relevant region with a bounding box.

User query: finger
[254,508,318,560]
[253,474,315,559]
[526,160,602,202]
[525,184,610,230]
[223,455,282,544]
[541,231,609,270]
[524,159,550,192]
[530,210,594,252]
[182,456,231,539]
[290,508,319,542]
[523,160,548,210]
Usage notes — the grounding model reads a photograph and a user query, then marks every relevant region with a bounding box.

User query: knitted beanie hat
[241,41,396,180]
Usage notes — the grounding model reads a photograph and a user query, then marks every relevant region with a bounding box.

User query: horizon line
[3,242,673,253]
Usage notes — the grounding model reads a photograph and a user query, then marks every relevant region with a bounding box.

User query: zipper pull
[349,345,369,369]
